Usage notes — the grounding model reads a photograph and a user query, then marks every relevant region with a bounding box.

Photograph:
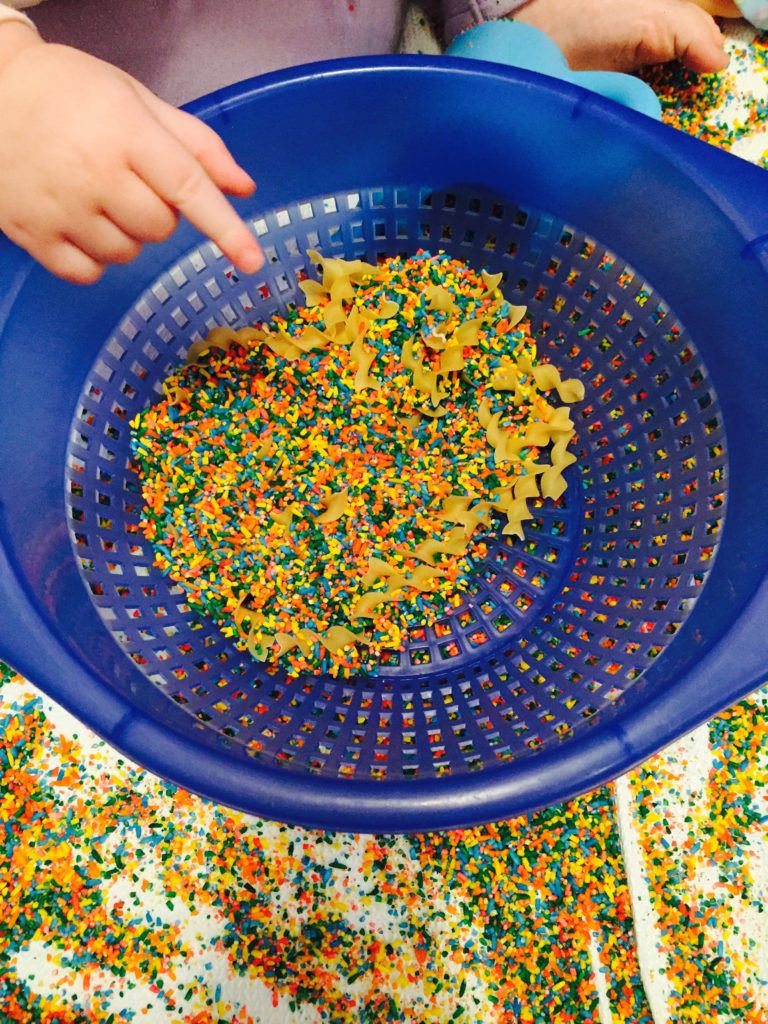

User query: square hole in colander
[65,185,727,782]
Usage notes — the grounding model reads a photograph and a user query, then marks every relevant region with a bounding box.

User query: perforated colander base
[65,185,727,782]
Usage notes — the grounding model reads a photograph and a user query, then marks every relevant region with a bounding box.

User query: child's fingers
[129,119,263,273]
[141,96,257,199]
[673,2,729,71]
[42,239,105,285]
[1,218,105,284]
[637,1,728,72]
[67,215,144,265]
[104,175,179,243]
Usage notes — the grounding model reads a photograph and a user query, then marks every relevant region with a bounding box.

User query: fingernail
[238,245,264,274]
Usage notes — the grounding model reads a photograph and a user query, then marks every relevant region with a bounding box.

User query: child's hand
[0,23,263,284]
[513,0,729,73]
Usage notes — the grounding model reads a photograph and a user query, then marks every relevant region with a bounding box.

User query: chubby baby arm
[0,20,263,283]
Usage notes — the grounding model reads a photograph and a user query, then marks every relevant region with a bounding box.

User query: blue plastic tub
[1,56,767,832]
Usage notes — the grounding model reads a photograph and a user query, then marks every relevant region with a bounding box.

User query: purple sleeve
[441,0,532,45]
[29,0,405,106]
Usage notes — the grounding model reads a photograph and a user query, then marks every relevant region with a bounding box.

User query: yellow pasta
[481,269,504,293]
[453,318,485,347]
[350,334,381,392]
[322,625,363,655]
[402,339,446,407]
[415,404,449,419]
[298,279,329,307]
[524,406,575,447]
[413,526,468,566]
[352,591,389,620]
[361,556,401,589]
[295,628,318,660]
[532,363,587,404]
[262,330,304,361]
[513,473,541,501]
[425,284,457,313]
[293,325,333,352]
[270,506,295,526]
[247,632,271,662]
[438,346,467,375]
[315,488,349,524]
[451,503,491,534]
[502,497,535,539]
[506,304,527,329]
[407,564,447,591]
[136,251,585,677]
[184,327,241,366]
[274,632,299,657]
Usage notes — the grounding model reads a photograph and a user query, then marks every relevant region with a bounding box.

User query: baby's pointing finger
[129,118,263,274]
[130,81,256,199]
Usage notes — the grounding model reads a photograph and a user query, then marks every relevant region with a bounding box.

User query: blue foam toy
[0,55,767,832]
[447,21,662,120]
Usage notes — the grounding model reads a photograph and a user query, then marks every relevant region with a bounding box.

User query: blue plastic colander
[1,40,768,832]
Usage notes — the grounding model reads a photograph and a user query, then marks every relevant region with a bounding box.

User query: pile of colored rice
[130,251,583,676]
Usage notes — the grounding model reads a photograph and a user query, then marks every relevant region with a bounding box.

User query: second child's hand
[512,0,730,73]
